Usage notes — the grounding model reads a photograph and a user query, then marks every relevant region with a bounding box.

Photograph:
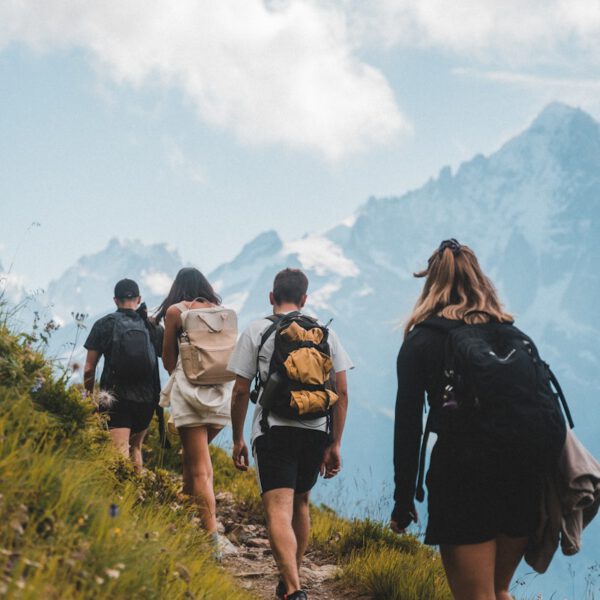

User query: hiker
[156,267,234,550]
[391,240,569,600]
[229,268,353,600]
[84,278,161,472]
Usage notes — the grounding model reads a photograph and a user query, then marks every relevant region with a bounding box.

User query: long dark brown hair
[404,240,513,337]
[155,267,221,323]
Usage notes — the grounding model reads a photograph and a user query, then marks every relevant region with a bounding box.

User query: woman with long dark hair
[157,267,233,555]
[391,240,562,600]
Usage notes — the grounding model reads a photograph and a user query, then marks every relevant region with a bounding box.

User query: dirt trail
[215,492,368,600]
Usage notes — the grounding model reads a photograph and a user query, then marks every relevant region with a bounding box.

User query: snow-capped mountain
[46,238,186,324]
[39,102,600,597]
[203,102,600,596]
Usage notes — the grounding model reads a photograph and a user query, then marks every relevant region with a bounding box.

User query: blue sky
[1,1,600,288]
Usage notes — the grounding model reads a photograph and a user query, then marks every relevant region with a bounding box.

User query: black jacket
[392,317,449,528]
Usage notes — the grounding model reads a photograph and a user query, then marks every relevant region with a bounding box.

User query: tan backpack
[175,303,237,385]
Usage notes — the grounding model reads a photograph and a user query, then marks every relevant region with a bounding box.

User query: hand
[390,508,418,534]
[390,518,403,534]
[232,439,249,471]
[320,443,341,479]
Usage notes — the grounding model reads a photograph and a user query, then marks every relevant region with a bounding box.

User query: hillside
[0,313,451,599]
[9,101,600,598]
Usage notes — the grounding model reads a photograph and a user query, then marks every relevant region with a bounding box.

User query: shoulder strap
[548,366,575,429]
[173,302,188,314]
[415,411,433,503]
[258,314,284,354]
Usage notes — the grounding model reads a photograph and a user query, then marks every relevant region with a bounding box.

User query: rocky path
[215,492,368,600]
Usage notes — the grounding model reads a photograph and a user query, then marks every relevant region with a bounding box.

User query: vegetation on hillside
[0,311,453,599]
[0,322,250,599]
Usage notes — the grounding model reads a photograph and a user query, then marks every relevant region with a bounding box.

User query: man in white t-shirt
[228,268,353,600]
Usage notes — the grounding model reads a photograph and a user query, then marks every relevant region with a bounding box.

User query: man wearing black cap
[83,278,160,470]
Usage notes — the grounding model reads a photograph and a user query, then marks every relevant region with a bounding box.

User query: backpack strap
[250,314,285,407]
[413,318,463,503]
[547,366,575,429]
[173,302,188,314]
[415,410,433,503]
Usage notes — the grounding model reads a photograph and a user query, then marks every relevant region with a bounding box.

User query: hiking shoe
[284,591,308,600]
[275,579,286,599]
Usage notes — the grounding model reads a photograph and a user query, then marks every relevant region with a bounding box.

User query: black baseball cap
[114,278,140,299]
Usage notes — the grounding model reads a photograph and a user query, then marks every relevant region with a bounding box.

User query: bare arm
[331,370,348,446]
[231,375,251,470]
[162,305,182,374]
[83,350,100,395]
[321,370,348,478]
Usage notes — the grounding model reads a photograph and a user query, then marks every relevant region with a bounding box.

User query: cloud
[141,270,172,296]
[0,0,407,159]
[0,272,26,303]
[164,139,207,185]
[453,67,600,111]
[364,0,600,64]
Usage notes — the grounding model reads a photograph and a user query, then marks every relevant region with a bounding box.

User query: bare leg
[263,488,301,594]
[179,426,217,533]
[440,540,497,600]
[207,426,222,444]
[292,492,311,569]
[129,429,148,473]
[109,428,131,460]
[494,536,528,600]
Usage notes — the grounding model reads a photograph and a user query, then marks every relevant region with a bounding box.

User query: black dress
[393,316,540,545]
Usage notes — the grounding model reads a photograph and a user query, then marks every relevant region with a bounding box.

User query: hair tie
[438,238,461,256]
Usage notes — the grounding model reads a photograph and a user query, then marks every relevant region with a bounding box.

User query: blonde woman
[391,239,566,600]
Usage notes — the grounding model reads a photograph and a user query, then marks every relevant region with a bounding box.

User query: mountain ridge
[23,102,600,598]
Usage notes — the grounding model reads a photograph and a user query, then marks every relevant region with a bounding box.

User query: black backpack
[109,312,157,385]
[414,318,574,501]
[250,312,336,432]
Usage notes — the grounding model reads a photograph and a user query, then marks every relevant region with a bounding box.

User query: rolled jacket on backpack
[290,389,338,415]
[283,348,333,385]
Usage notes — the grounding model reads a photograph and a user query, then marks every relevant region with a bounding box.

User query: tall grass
[0,323,252,599]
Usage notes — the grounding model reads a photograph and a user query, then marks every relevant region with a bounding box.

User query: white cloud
[364,0,600,64]
[0,272,26,303]
[0,0,407,159]
[164,139,207,184]
[141,270,172,296]
[453,67,600,112]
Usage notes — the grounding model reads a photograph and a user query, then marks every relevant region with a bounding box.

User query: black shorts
[253,426,329,495]
[425,437,540,546]
[103,399,155,433]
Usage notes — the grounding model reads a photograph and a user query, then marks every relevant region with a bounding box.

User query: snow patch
[342,214,357,228]
[141,271,172,296]
[283,235,359,278]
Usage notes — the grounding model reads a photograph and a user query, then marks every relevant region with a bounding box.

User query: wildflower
[30,377,44,393]
[109,503,119,518]
[104,568,120,579]
[112,527,121,537]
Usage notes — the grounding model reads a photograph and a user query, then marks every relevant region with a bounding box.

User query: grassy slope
[0,320,451,600]
[0,324,250,599]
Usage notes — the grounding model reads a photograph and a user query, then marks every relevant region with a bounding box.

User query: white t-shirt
[227,312,354,445]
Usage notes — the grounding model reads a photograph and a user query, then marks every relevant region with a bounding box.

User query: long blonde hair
[404,240,513,337]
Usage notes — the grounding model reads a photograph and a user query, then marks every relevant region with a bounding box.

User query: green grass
[309,503,451,599]
[0,313,454,599]
[0,323,252,599]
